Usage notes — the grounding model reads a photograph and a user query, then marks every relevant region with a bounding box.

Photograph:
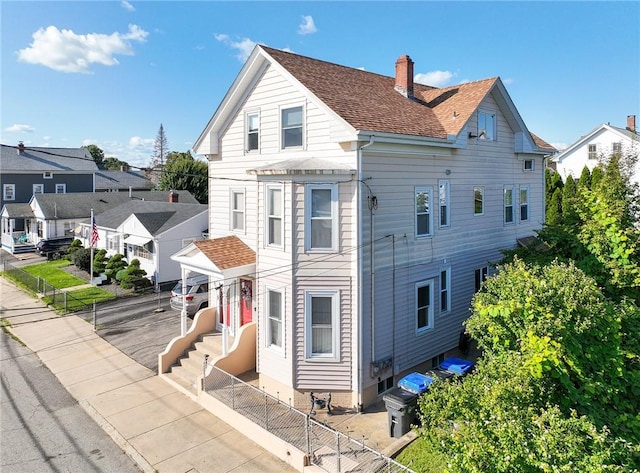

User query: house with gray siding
[169,45,555,411]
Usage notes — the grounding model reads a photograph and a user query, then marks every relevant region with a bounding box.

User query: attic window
[43,171,53,179]
[523,159,534,172]
[246,112,259,152]
[477,110,496,141]
[281,106,303,149]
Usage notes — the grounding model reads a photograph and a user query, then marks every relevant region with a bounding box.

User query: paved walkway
[0,277,297,473]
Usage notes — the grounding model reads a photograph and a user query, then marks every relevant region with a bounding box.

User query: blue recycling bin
[397,372,434,394]
[439,357,474,376]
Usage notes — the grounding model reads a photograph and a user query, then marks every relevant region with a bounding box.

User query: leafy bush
[71,248,91,272]
[105,254,127,282]
[118,259,151,290]
[92,249,108,276]
[66,239,83,259]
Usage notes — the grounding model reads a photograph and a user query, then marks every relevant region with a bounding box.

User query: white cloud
[502,78,514,85]
[17,24,148,73]
[128,136,154,151]
[414,70,457,87]
[121,1,135,11]
[4,124,35,133]
[551,142,569,151]
[298,15,317,35]
[215,33,257,62]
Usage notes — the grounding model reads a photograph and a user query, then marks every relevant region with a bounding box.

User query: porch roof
[171,235,256,280]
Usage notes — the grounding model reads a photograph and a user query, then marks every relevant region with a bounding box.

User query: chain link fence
[204,365,415,473]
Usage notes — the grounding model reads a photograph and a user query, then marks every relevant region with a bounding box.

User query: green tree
[83,144,104,168]
[118,258,151,290]
[151,123,168,168]
[102,157,130,171]
[546,187,563,225]
[591,165,604,188]
[561,174,579,224]
[92,249,108,276]
[105,254,127,281]
[157,151,208,203]
[71,248,91,272]
[578,165,592,190]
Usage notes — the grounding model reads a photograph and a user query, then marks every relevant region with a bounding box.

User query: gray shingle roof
[94,170,154,191]
[0,145,98,172]
[32,191,199,219]
[2,202,34,218]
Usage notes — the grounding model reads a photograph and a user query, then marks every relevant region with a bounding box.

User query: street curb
[79,399,156,473]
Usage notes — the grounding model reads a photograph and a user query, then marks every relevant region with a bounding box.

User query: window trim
[230,188,246,233]
[475,266,488,292]
[3,184,16,201]
[415,186,434,238]
[246,111,260,152]
[588,144,598,160]
[266,185,284,248]
[43,171,53,179]
[523,159,534,172]
[305,183,338,252]
[612,142,622,155]
[519,185,529,223]
[304,290,340,361]
[474,186,484,216]
[280,104,304,150]
[504,185,514,224]
[440,266,451,314]
[438,180,450,228]
[266,287,284,351]
[33,184,44,195]
[478,109,497,141]
[55,183,66,194]
[416,280,435,333]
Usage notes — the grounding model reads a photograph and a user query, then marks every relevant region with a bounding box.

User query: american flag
[91,217,99,247]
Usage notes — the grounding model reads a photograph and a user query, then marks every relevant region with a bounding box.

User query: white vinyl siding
[305,184,338,252]
[415,186,433,237]
[305,290,339,361]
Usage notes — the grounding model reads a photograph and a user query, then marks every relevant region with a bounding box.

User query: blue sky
[2,1,638,169]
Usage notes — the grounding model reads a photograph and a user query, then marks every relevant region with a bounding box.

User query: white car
[170,274,209,317]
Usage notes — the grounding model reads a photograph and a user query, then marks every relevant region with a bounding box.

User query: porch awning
[124,235,152,246]
[171,235,256,280]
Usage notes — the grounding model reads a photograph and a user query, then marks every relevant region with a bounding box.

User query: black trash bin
[382,387,417,438]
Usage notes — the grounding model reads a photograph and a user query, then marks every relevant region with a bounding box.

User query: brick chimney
[169,191,179,203]
[627,115,636,132]
[17,141,25,155]
[394,55,414,99]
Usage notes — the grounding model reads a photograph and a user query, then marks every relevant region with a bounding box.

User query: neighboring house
[551,115,639,184]
[1,190,197,254]
[77,200,208,284]
[0,143,98,210]
[94,169,154,192]
[171,46,555,410]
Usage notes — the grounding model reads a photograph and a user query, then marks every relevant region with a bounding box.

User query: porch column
[221,283,229,356]
[180,267,188,336]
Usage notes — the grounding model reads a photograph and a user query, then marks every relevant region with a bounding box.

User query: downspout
[357,135,374,412]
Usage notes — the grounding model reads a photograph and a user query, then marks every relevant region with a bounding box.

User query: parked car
[35,237,75,258]
[170,274,209,317]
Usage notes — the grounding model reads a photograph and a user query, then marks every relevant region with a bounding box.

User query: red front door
[240,279,252,326]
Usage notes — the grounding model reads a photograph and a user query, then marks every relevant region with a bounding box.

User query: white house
[552,115,639,184]
[170,45,554,410]
[79,199,208,284]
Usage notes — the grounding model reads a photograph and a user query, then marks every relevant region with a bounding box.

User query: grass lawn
[43,286,116,312]
[22,259,87,288]
[395,435,448,473]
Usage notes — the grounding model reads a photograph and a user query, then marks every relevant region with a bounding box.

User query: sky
[1,1,639,170]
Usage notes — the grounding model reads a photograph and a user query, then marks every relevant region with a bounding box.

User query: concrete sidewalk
[0,277,296,473]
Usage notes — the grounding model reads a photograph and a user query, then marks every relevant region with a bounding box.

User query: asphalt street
[1,330,142,473]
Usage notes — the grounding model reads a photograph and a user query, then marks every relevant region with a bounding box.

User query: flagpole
[90,208,94,286]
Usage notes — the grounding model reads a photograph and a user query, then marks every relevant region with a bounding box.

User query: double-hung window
[440,267,451,314]
[478,110,496,140]
[231,189,245,232]
[306,184,337,251]
[55,183,66,194]
[416,280,434,332]
[415,187,433,238]
[588,144,598,160]
[267,186,283,247]
[267,288,284,349]
[33,184,44,195]
[246,112,259,152]
[504,186,514,224]
[438,180,450,228]
[519,186,529,222]
[612,142,622,155]
[474,187,484,215]
[3,184,16,201]
[475,266,488,292]
[305,290,339,360]
[281,106,303,149]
